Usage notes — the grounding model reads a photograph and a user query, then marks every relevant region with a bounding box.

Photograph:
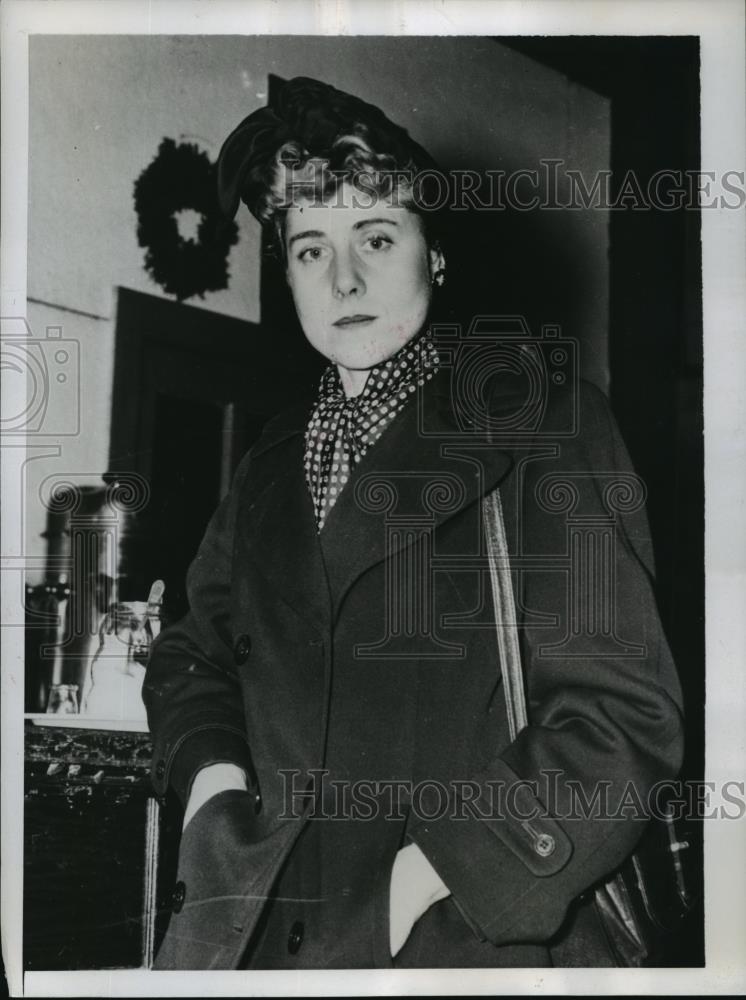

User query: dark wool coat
[143,368,685,970]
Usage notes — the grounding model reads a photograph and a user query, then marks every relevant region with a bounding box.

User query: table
[24,721,180,971]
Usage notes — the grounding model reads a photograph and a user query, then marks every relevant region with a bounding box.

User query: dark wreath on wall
[133,138,239,302]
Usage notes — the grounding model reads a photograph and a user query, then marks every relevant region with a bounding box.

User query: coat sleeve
[142,451,257,807]
[406,381,686,946]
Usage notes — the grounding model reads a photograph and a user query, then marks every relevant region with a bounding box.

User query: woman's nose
[331,251,365,299]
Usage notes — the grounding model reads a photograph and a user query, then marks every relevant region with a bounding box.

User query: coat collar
[241,367,514,626]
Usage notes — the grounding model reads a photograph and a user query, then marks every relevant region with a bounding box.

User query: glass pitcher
[80,580,164,722]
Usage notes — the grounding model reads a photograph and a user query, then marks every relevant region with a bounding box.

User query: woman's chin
[333,352,387,373]
[326,332,421,373]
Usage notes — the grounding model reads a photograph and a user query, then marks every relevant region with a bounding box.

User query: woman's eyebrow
[352,218,399,231]
[288,228,326,248]
[288,217,399,249]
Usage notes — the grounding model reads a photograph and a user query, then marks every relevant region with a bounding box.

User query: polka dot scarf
[304,334,440,531]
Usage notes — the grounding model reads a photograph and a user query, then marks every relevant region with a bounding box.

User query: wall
[25,35,610,573]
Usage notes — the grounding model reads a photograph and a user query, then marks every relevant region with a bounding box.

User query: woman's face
[284,182,443,392]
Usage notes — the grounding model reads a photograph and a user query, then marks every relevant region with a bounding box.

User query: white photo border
[2,1,744,996]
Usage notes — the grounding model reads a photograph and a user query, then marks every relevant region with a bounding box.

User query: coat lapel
[319,368,514,618]
[238,368,517,628]
[237,405,332,635]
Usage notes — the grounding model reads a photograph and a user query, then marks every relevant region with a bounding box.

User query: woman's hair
[263,134,441,260]
[216,77,447,259]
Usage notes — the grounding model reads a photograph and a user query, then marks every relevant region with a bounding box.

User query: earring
[433,268,446,287]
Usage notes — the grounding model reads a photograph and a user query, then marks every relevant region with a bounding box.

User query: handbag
[481,488,700,967]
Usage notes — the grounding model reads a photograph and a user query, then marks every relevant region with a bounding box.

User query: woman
[143,77,685,970]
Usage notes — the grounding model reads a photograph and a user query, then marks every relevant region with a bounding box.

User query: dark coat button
[171,881,186,914]
[233,633,252,665]
[254,790,262,815]
[287,920,304,955]
[155,760,166,779]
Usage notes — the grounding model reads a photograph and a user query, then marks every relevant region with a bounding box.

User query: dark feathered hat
[216,76,439,222]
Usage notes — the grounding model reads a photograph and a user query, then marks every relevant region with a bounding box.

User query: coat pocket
[155,790,301,970]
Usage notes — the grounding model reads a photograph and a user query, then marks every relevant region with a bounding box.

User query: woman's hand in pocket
[389,842,451,958]
[183,762,250,830]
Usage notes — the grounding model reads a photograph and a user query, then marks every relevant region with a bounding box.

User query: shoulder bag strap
[481,487,528,740]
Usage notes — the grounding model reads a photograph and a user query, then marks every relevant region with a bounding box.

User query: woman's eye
[297,245,326,263]
[364,234,393,251]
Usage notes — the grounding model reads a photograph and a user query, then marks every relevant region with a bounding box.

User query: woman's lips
[332,314,377,328]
